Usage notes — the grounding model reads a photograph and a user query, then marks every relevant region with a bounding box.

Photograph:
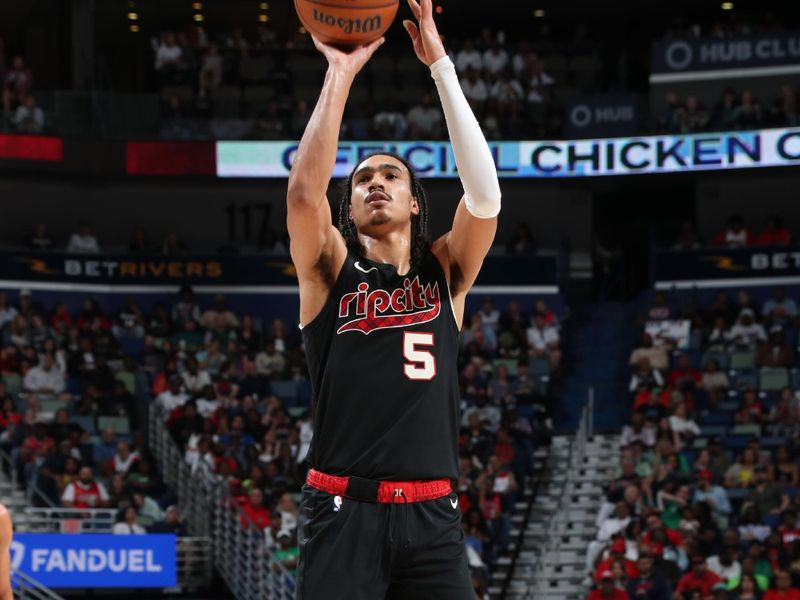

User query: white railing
[20,508,117,533]
[11,569,66,600]
[149,406,296,599]
[530,395,595,597]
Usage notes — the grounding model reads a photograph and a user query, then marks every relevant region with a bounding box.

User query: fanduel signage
[11,534,177,588]
[566,94,639,137]
[652,31,800,82]
[216,127,800,178]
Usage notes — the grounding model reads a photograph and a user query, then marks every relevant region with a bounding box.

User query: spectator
[694,470,732,529]
[734,389,766,425]
[23,353,66,406]
[525,58,554,104]
[273,529,300,577]
[198,43,222,89]
[668,353,701,392]
[629,334,669,372]
[172,285,201,326]
[154,32,185,76]
[455,39,483,73]
[726,309,767,349]
[13,95,44,134]
[460,67,488,115]
[405,93,442,139]
[762,287,797,327]
[738,505,772,542]
[762,570,800,600]
[756,216,792,246]
[734,90,764,129]
[149,504,189,535]
[707,546,741,586]
[526,311,561,370]
[756,328,793,368]
[62,466,110,508]
[771,84,798,127]
[743,466,790,518]
[672,221,702,251]
[181,357,212,396]
[372,101,407,139]
[112,506,147,534]
[627,552,670,600]
[726,448,760,489]
[668,402,700,447]
[711,87,738,130]
[511,40,536,77]
[672,556,722,599]
[0,292,18,330]
[113,296,145,340]
[771,446,799,486]
[588,570,630,599]
[701,359,730,407]
[482,37,508,75]
[629,359,664,395]
[3,56,33,107]
[110,441,140,476]
[66,223,100,254]
[646,293,673,322]
[241,487,270,530]
[161,231,186,255]
[199,295,239,330]
[248,101,287,140]
[255,340,285,378]
[712,215,753,247]
[674,95,709,133]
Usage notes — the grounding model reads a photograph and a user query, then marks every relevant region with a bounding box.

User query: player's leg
[296,485,391,600]
[385,492,475,600]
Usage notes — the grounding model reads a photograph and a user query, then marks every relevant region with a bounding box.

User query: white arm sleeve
[430,56,501,219]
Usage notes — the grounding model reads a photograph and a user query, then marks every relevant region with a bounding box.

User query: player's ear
[411,196,420,216]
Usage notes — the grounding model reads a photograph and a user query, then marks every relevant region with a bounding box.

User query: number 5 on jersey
[403,332,437,380]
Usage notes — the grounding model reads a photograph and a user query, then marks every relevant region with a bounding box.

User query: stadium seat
[730,424,761,437]
[70,415,96,435]
[702,351,729,370]
[114,371,136,395]
[270,380,298,406]
[493,359,519,377]
[296,380,313,406]
[759,367,789,391]
[528,359,550,378]
[2,374,21,395]
[699,412,731,427]
[97,416,130,435]
[729,350,756,370]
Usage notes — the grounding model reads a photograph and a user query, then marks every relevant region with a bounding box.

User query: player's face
[349,155,419,231]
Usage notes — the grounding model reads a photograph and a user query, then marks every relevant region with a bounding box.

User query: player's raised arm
[0,506,12,600]
[286,35,384,321]
[404,0,500,297]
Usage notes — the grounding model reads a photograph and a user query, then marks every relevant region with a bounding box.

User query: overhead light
[127,12,138,20]
[259,14,269,22]
[721,1,733,8]
[193,13,204,21]
[192,2,203,9]
[534,9,545,17]
[260,2,269,9]
[299,26,307,34]
[129,24,140,32]
[127,1,136,7]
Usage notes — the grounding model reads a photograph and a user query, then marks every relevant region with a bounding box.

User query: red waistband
[307,469,451,503]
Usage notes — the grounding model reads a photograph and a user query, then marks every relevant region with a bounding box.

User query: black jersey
[301,248,461,481]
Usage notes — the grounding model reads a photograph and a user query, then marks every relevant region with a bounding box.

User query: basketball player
[0,504,12,600]
[287,0,500,597]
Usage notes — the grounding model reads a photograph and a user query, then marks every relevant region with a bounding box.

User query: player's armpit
[444,197,498,296]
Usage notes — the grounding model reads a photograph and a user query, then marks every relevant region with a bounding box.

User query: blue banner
[11,534,177,588]
[652,31,800,77]
[565,94,641,138]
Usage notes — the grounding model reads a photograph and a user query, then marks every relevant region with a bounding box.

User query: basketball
[294,0,399,47]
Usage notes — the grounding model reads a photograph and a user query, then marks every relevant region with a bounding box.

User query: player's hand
[403,0,447,66]
[311,34,385,76]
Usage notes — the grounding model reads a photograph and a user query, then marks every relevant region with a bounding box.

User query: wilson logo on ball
[312,10,382,35]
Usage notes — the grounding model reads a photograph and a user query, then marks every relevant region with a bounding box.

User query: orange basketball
[294,0,399,47]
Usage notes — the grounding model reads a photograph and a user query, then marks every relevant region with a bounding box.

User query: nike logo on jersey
[450,497,459,510]
[354,261,378,274]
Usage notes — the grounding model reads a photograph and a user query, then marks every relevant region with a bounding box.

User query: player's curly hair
[338,152,431,267]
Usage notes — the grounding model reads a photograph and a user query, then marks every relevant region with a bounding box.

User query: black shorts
[295,484,474,600]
